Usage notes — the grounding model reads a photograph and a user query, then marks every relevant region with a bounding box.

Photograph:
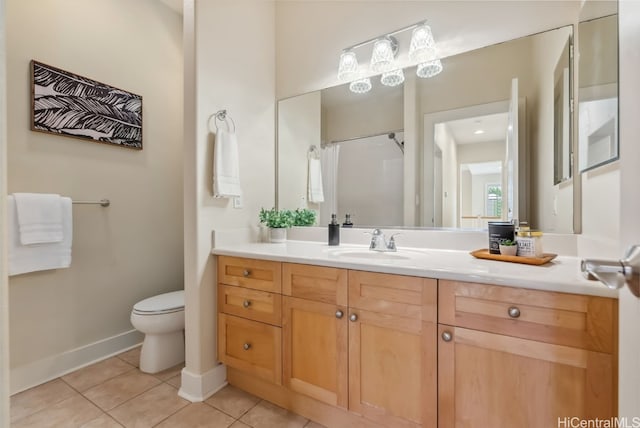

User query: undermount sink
[327,249,412,261]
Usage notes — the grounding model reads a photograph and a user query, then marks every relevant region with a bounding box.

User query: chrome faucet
[367,229,399,252]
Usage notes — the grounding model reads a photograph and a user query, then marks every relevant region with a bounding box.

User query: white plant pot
[499,245,518,256]
[269,227,287,243]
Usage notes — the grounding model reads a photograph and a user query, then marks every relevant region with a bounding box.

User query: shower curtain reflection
[320,132,404,226]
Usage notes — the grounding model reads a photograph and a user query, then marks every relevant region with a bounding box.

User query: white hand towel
[13,193,64,244]
[8,195,73,276]
[308,158,325,203]
[213,129,242,198]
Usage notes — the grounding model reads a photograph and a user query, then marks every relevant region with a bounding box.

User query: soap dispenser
[343,213,353,228]
[328,214,340,246]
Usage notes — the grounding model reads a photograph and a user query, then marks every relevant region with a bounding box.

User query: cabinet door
[282,296,348,408]
[438,325,615,428]
[349,309,436,428]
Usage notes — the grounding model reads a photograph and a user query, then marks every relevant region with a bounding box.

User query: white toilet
[130,290,185,374]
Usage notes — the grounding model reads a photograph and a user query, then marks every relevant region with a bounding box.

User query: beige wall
[275,1,581,99]
[6,0,183,391]
[182,0,275,396]
[1,0,9,422]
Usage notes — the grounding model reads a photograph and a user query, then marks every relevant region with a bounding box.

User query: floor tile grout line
[148,398,191,428]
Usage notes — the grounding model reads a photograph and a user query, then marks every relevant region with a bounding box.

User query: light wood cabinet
[217,256,283,384]
[216,256,618,428]
[282,264,437,426]
[438,280,617,428]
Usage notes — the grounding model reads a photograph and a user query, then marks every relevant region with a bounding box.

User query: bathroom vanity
[213,243,617,428]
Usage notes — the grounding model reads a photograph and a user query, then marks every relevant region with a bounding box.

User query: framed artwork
[31,60,143,150]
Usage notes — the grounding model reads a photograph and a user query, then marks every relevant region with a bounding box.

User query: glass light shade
[370,38,396,72]
[337,51,359,81]
[409,24,436,63]
[380,69,405,87]
[349,77,372,94]
[417,59,443,78]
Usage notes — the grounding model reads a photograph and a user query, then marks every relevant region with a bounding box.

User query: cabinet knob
[242,300,251,308]
[243,343,251,351]
[242,269,251,277]
[335,310,344,319]
[508,306,521,318]
[349,313,358,322]
[441,331,453,342]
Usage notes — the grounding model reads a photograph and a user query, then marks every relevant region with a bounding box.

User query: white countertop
[211,240,618,298]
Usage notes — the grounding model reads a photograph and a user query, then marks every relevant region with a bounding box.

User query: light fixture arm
[343,21,427,51]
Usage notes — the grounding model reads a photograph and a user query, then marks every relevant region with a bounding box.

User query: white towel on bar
[308,158,324,203]
[8,195,73,276]
[13,193,64,244]
[213,129,242,198]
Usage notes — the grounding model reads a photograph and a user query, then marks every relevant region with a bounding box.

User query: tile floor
[10,346,324,428]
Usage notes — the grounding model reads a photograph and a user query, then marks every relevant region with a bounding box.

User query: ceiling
[443,112,509,145]
[461,161,502,176]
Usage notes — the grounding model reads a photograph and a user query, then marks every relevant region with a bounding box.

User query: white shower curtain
[320,144,339,225]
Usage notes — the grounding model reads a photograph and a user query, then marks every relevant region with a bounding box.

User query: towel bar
[72,199,110,207]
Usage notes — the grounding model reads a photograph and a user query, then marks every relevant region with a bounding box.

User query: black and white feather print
[31,61,143,149]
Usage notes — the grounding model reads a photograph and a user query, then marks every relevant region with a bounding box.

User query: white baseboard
[10,329,143,395]
[178,363,227,402]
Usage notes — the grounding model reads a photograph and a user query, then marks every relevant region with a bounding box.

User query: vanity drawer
[349,270,437,321]
[218,256,282,293]
[283,263,348,305]
[438,280,616,353]
[218,284,282,326]
[218,314,282,384]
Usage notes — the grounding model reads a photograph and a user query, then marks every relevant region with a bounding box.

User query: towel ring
[207,109,236,133]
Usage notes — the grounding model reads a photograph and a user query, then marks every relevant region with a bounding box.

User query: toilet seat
[133,290,184,315]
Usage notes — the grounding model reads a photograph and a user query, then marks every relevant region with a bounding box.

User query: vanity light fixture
[370,36,398,73]
[381,69,405,87]
[408,23,436,63]
[416,59,443,78]
[349,77,372,94]
[337,50,359,82]
[337,20,443,93]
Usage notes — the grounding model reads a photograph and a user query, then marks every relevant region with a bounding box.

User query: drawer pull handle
[349,313,358,322]
[242,300,251,308]
[243,343,251,351]
[441,331,453,342]
[242,270,251,277]
[508,306,521,318]
[335,310,344,319]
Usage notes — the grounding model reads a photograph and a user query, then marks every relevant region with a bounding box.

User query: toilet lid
[133,290,184,314]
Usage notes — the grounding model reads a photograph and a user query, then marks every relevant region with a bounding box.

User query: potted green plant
[259,208,294,243]
[292,208,317,226]
[499,239,518,256]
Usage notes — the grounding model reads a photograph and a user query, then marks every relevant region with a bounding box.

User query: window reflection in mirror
[578,12,618,172]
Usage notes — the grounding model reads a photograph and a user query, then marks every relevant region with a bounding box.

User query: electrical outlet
[233,196,243,209]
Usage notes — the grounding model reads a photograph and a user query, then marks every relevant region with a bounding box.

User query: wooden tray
[470,249,557,266]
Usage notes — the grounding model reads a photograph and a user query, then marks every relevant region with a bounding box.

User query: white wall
[181,0,275,400]
[6,0,183,393]
[277,91,321,210]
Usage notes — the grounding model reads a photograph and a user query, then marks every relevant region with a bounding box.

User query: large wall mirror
[277,4,618,234]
